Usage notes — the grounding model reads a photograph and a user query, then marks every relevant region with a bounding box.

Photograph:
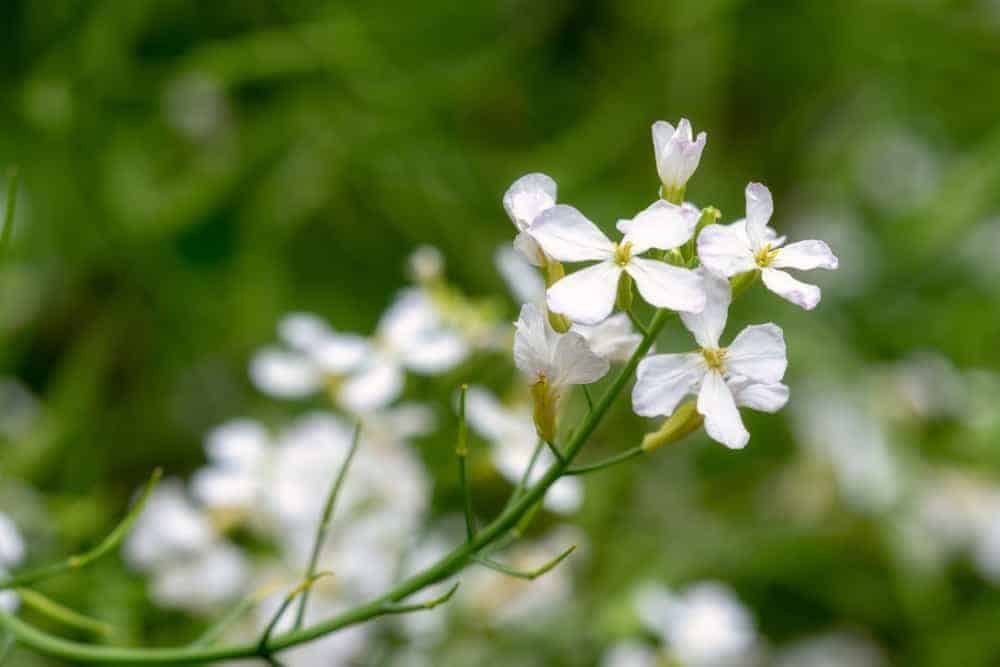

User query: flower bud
[652,119,707,204]
[641,400,704,452]
[531,377,559,444]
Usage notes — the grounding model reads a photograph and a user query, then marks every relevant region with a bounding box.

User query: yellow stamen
[701,347,727,371]
[613,241,634,266]
[754,243,780,268]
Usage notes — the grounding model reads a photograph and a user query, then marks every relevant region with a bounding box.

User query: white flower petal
[205,419,269,465]
[378,289,440,347]
[0,585,18,614]
[729,379,789,413]
[513,231,545,267]
[652,119,707,190]
[772,239,839,271]
[496,245,545,303]
[401,332,467,374]
[465,386,516,443]
[633,353,705,417]
[249,347,322,398]
[680,269,731,349]
[546,261,621,326]
[0,513,25,567]
[697,223,756,278]
[190,468,258,510]
[311,334,370,374]
[697,370,749,449]
[552,330,610,386]
[626,258,706,314]
[725,323,787,384]
[761,267,822,310]
[571,313,641,362]
[278,313,332,352]
[529,205,615,263]
[744,182,774,251]
[513,303,554,379]
[545,477,583,514]
[503,173,557,231]
[622,200,700,253]
[338,358,405,413]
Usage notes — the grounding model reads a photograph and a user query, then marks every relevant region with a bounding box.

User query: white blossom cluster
[506,118,838,450]
[0,511,25,614]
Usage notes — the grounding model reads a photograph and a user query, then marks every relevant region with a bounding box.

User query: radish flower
[632,271,789,449]
[529,200,705,325]
[503,173,558,266]
[652,119,707,202]
[698,183,839,310]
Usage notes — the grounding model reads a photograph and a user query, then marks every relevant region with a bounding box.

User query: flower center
[701,347,727,371]
[613,241,634,266]
[754,243,779,268]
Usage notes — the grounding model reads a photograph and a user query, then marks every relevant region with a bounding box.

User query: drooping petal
[697,223,756,277]
[249,347,322,398]
[338,357,405,413]
[697,370,749,449]
[744,182,774,251]
[496,245,545,303]
[772,239,839,271]
[729,378,789,413]
[725,323,787,384]
[680,269,731,349]
[633,353,705,417]
[761,267,822,310]
[622,200,700,254]
[546,261,622,326]
[513,303,553,379]
[529,205,616,263]
[503,173,558,231]
[626,258,706,314]
[400,331,468,374]
[513,230,545,267]
[552,330,611,386]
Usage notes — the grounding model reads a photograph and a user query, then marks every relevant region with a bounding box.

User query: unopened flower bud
[641,401,704,452]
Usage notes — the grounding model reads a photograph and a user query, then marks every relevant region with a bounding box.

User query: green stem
[17,589,115,638]
[0,312,675,665]
[0,469,162,591]
[456,385,475,542]
[293,424,361,630]
[564,445,644,475]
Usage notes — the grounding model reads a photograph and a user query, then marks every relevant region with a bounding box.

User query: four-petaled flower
[652,118,707,201]
[529,200,706,325]
[632,270,789,449]
[698,183,839,310]
[503,173,558,266]
[513,303,609,441]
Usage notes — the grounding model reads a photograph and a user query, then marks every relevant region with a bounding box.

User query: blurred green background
[3,0,1000,665]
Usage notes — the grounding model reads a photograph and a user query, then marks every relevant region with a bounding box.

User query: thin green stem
[293,424,361,631]
[261,573,331,656]
[564,446,644,475]
[456,385,475,542]
[0,311,675,665]
[582,386,595,413]
[473,544,576,580]
[0,469,162,591]
[17,589,115,638]
[192,590,263,647]
[379,581,459,614]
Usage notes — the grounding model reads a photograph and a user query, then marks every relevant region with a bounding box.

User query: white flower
[465,386,583,514]
[571,313,643,363]
[407,245,444,283]
[774,632,888,667]
[503,173,558,266]
[514,303,609,391]
[698,183,839,310]
[601,641,659,667]
[250,312,369,399]
[191,418,273,516]
[632,271,788,449]
[636,581,758,667]
[652,119,707,198]
[495,244,545,305]
[529,200,705,325]
[338,289,468,413]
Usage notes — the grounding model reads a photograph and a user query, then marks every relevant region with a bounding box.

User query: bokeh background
[3,1,1000,665]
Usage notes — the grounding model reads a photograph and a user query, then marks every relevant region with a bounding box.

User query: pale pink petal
[761,267,822,310]
[772,239,839,271]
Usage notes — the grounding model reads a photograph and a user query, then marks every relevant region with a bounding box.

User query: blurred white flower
[125,481,248,613]
[0,377,40,441]
[466,386,583,514]
[572,314,643,363]
[338,289,468,413]
[791,387,902,514]
[191,418,274,521]
[408,245,445,284]
[529,200,704,324]
[601,640,659,667]
[774,632,888,667]
[503,173,559,266]
[698,183,838,310]
[652,118,707,200]
[633,271,788,449]
[495,244,545,305]
[873,352,967,422]
[635,581,758,667]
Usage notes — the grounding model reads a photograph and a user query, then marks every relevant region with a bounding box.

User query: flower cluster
[505,118,838,449]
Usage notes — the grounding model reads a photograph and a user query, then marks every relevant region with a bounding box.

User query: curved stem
[564,446,643,475]
[0,311,675,665]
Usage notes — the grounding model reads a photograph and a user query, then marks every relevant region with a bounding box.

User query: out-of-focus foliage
[2,0,1000,665]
